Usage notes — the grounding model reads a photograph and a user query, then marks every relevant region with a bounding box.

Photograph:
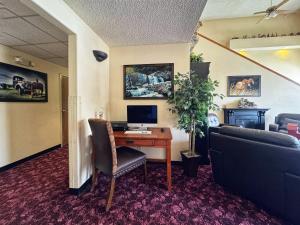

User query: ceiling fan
[254,0,290,23]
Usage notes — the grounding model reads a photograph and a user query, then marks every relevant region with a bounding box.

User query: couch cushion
[279,129,288,134]
[219,126,300,149]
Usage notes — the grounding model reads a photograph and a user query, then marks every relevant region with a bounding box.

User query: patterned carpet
[0,147,287,225]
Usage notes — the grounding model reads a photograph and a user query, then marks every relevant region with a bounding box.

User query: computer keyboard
[124,130,152,135]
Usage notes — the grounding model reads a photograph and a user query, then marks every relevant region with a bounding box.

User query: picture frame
[0,62,48,102]
[227,75,261,97]
[123,63,174,100]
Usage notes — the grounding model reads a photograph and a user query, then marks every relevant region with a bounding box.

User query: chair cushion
[115,147,146,177]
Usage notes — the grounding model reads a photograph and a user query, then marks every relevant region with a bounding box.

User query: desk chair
[88,119,147,211]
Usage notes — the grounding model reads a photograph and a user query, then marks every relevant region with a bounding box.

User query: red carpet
[0,147,286,224]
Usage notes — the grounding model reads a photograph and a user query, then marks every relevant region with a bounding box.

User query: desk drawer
[155,140,167,146]
[116,139,154,146]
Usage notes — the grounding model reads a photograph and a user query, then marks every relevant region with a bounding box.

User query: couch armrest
[208,127,222,149]
[269,124,279,132]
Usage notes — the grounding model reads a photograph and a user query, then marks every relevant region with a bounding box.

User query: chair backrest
[219,126,300,149]
[276,113,300,125]
[88,119,117,175]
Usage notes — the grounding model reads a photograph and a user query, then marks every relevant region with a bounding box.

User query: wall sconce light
[14,56,35,67]
[275,49,289,58]
[93,50,108,62]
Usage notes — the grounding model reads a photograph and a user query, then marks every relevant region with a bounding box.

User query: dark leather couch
[195,113,240,165]
[207,113,242,150]
[269,113,300,134]
[210,126,300,225]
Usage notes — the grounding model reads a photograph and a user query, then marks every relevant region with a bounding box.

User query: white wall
[199,13,300,83]
[110,43,190,161]
[193,36,300,127]
[240,49,300,84]
[23,0,110,188]
[0,44,67,167]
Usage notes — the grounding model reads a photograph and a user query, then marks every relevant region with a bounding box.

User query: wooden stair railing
[195,32,300,87]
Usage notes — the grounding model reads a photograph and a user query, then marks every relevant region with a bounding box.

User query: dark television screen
[127,105,157,124]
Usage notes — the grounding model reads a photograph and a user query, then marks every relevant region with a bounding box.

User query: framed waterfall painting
[123,63,174,100]
[0,62,48,102]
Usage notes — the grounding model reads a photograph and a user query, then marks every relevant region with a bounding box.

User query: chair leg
[91,168,98,192]
[106,177,116,212]
[144,161,147,184]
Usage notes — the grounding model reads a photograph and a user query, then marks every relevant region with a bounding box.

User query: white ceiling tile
[1,0,36,16]
[12,45,56,59]
[63,0,207,46]
[0,0,69,62]
[46,57,68,67]
[24,16,68,42]
[0,17,57,44]
[35,42,68,57]
[0,32,27,46]
[0,8,16,18]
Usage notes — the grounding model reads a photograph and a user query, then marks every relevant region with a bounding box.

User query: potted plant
[168,72,223,177]
[190,52,211,79]
[190,53,211,165]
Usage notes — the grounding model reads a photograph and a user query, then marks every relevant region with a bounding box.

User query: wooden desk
[114,128,173,191]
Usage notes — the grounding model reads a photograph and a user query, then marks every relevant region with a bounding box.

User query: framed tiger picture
[227,75,261,97]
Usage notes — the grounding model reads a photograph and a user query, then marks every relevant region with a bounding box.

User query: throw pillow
[280,118,300,131]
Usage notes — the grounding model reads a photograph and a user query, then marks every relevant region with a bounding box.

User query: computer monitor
[127,105,157,129]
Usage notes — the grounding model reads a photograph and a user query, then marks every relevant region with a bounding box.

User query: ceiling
[63,0,207,47]
[0,0,68,67]
[3,0,298,65]
[201,0,300,21]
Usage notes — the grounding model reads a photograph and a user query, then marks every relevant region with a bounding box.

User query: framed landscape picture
[0,62,48,102]
[123,63,174,99]
[227,75,261,97]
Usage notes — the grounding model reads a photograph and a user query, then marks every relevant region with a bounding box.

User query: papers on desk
[124,130,152,135]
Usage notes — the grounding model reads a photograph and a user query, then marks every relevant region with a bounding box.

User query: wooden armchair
[88,119,147,211]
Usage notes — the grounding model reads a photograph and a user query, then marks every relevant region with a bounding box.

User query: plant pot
[181,151,200,177]
[190,62,211,79]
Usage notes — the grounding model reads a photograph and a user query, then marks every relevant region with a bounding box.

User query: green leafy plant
[168,72,223,156]
[190,52,204,63]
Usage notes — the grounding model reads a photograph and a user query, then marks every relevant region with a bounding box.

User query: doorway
[61,75,69,146]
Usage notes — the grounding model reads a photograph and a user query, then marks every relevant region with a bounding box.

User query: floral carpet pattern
[0,147,287,225]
